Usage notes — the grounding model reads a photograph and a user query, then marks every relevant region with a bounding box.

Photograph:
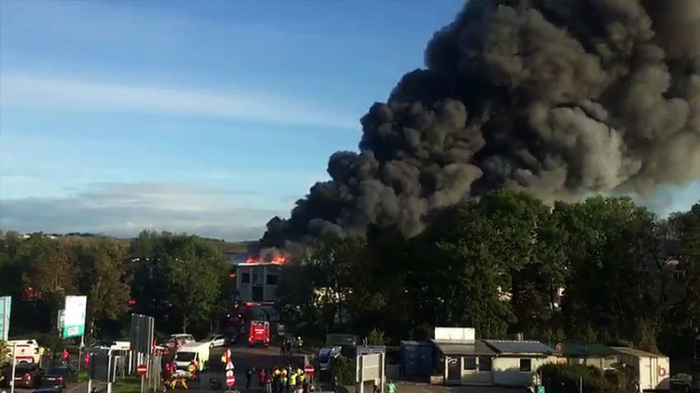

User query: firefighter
[296,337,303,351]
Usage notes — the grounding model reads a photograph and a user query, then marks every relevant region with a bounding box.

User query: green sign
[537,386,545,393]
[62,296,87,339]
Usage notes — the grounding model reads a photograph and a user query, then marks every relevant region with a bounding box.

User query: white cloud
[0,75,359,129]
[0,182,287,240]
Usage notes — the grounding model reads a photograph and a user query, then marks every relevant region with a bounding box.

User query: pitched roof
[431,340,496,356]
[484,340,554,355]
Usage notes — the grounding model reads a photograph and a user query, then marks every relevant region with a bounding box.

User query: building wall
[615,353,670,391]
[440,355,494,385]
[492,356,559,387]
[566,355,617,369]
[235,264,281,302]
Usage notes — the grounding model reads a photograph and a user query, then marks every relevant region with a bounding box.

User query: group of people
[279,337,303,357]
[246,365,312,393]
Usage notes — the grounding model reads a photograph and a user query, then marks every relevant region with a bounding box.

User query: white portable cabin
[612,347,670,392]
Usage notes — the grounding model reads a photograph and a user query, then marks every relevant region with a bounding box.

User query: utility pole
[10,343,17,393]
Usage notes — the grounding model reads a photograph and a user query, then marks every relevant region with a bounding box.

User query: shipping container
[400,341,433,377]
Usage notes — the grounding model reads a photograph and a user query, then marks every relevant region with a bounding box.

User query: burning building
[232,248,288,303]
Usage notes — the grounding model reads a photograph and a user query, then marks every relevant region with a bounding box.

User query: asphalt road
[175,342,302,392]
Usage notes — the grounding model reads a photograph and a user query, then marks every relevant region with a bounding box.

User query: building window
[266,274,278,285]
[519,359,532,372]
[478,357,492,371]
[242,273,250,284]
[463,356,477,370]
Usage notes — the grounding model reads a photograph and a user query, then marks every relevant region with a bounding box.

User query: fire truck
[223,302,284,340]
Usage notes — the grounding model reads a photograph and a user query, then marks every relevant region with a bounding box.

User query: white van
[6,339,41,363]
[174,342,210,371]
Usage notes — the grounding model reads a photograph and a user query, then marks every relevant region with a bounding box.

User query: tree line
[0,230,231,342]
[275,190,700,359]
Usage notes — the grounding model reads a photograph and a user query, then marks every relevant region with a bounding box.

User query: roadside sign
[0,296,11,341]
[62,296,87,339]
[226,361,234,371]
[226,370,235,387]
[304,364,315,376]
[137,364,148,376]
[537,386,545,393]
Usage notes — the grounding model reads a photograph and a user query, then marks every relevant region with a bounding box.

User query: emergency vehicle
[174,342,210,372]
[248,320,270,347]
[6,340,41,363]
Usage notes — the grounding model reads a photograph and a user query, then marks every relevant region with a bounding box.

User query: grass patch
[111,376,141,393]
[78,371,89,382]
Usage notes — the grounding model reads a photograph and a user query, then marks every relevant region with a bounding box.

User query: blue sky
[0,0,698,240]
[0,0,464,239]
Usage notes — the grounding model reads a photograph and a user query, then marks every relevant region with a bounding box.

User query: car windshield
[318,356,330,364]
[175,352,195,362]
[207,334,220,340]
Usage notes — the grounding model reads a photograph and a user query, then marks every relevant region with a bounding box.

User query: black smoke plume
[262,0,700,246]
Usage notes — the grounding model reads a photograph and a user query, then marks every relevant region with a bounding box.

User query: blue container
[400,341,433,377]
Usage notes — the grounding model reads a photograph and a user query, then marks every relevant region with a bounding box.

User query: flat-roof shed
[483,340,559,387]
[431,340,497,386]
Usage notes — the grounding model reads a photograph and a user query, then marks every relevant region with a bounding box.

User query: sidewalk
[66,381,106,393]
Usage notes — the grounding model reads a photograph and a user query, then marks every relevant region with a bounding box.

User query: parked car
[204,333,226,348]
[671,373,693,393]
[1,363,44,388]
[41,364,79,388]
[164,334,194,350]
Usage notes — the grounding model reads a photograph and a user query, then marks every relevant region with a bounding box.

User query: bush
[331,356,356,385]
[367,329,385,345]
[539,363,630,393]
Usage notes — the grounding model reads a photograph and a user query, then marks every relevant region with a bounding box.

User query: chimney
[516,333,524,341]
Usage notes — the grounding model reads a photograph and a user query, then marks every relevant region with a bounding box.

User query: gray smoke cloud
[262,0,700,246]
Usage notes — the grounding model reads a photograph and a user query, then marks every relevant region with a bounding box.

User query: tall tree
[75,239,131,338]
[555,197,659,348]
[161,235,227,333]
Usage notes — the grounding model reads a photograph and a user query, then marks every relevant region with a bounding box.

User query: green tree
[555,197,659,346]
[161,235,227,332]
[415,198,516,337]
[75,239,132,338]
[20,235,79,330]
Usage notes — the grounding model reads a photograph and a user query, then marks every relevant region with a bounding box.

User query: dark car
[1,363,44,388]
[41,365,79,388]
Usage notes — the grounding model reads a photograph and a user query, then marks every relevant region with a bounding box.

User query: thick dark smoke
[262,0,700,247]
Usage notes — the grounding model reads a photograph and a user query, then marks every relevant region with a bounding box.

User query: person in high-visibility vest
[279,369,287,393]
[386,381,396,393]
[187,361,197,380]
[288,371,296,393]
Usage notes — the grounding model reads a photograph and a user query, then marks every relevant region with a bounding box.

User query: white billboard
[62,296,87,339]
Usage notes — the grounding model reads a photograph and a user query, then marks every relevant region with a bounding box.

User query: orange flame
[271,255,286,265]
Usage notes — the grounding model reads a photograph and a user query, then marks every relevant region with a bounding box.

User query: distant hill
[3,231,258,254]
